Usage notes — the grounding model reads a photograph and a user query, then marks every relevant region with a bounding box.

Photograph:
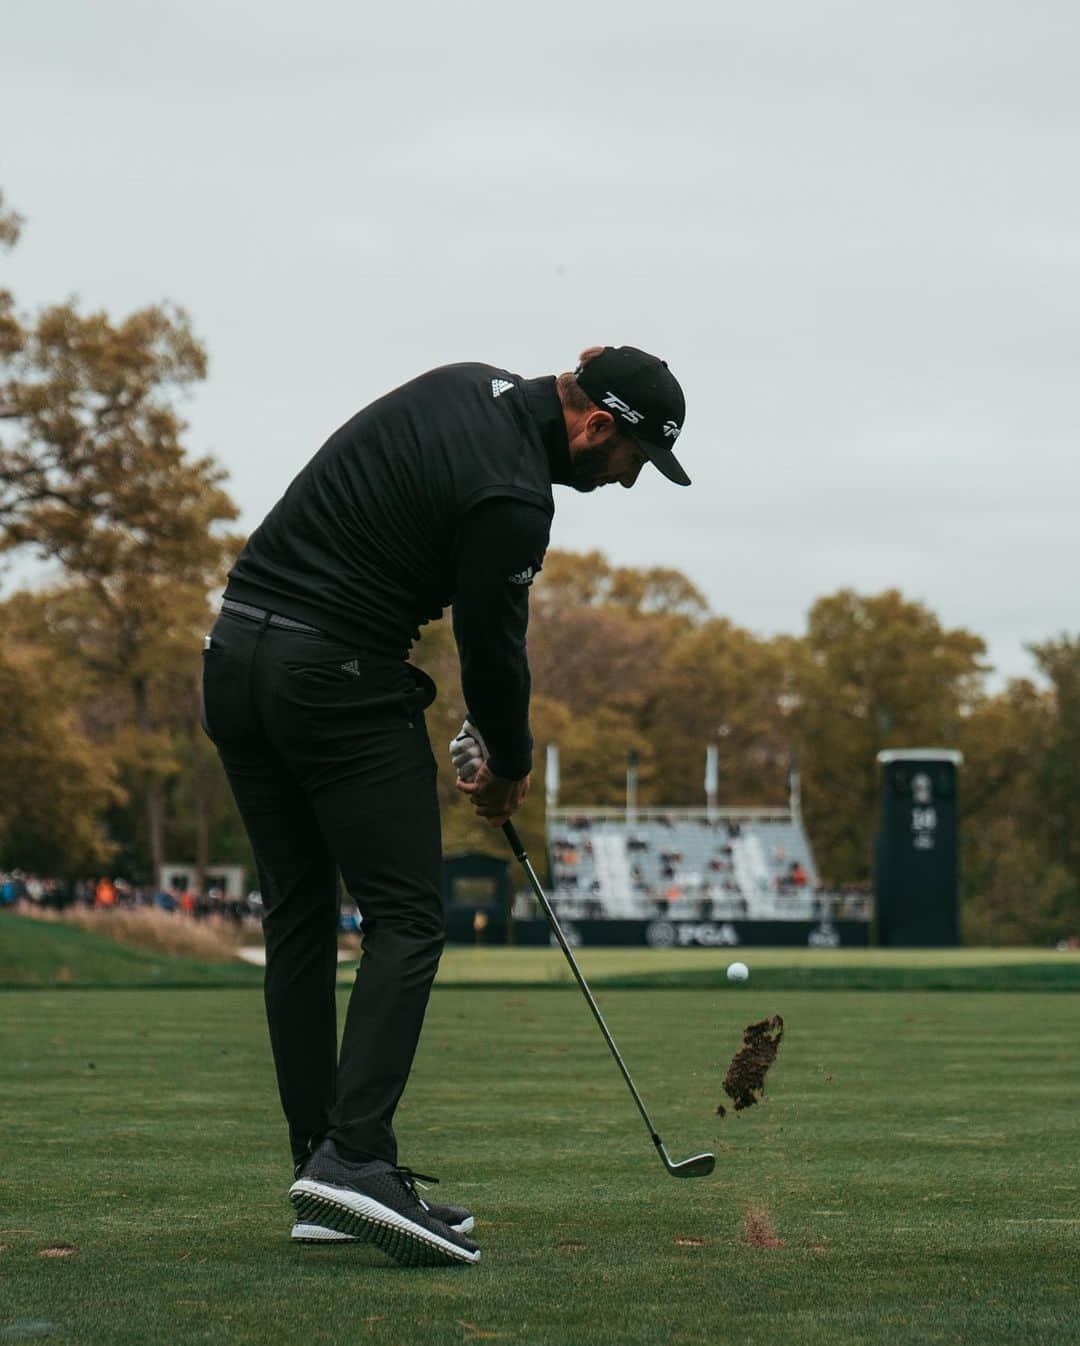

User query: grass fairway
[2,983,1078,1345]
[428,945,1080,992]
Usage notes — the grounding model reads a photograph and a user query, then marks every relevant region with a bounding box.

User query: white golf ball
[726,961,749,983]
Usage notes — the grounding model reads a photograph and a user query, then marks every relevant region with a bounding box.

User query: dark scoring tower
[874,749,962,946]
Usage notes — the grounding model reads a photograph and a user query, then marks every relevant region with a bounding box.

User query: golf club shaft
[501,820,666,1160]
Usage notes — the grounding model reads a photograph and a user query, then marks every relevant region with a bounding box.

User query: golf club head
[664,1149,716,1179]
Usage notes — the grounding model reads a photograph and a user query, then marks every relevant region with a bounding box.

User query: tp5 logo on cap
[600,392,646,426]
[575,346,691,486]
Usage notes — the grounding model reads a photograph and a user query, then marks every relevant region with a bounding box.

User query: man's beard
[569,443,611,493]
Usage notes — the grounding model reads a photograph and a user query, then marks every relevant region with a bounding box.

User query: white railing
[548,806,792,824]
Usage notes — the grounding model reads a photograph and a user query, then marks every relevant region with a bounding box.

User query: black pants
[200,609,443,1168]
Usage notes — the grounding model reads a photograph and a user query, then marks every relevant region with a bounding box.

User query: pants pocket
[402,664,438,722]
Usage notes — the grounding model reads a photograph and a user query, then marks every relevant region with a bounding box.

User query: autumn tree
[953,677,1055,941]
[1031,635,1080,885]
[788,589,988,883]
[961,817,1077,946]
[647,618,791,806]
[168,726,252,887]
[530,550,707,619]
[0,189,23,363]
[0,600,119,871]
[0,192,243,879]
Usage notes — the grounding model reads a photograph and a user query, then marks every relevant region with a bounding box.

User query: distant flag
[545,743,560,809]
[787,754,801,812]
[705,743,719,799]
[626,747,639,817]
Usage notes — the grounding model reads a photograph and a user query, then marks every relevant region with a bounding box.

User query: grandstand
[544,806,826,922]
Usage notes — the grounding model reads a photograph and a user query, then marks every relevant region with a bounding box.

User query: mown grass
[1,985,1077,1345]
[430,946,1080,993]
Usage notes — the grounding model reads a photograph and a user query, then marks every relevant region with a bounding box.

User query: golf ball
[726,961,749,983]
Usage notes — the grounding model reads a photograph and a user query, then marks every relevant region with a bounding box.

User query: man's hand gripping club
[450,719,530,826]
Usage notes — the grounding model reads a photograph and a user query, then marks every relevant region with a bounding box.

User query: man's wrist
[487,751,532,781]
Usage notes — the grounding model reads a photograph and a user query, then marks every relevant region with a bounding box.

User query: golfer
[200,345,690,1266]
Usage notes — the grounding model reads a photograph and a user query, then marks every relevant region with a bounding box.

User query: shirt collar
[521,376,573,486]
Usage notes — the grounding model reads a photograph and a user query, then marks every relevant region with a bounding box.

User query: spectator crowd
[0,868,263,923]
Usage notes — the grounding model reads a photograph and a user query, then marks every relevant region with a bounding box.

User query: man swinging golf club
[200,346,690,1267]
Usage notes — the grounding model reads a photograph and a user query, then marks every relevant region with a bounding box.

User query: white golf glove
[449,718,488,782]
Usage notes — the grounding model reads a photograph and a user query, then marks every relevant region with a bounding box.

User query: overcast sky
[3,0,1077,689]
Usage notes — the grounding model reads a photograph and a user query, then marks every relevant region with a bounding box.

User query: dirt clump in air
[720,1014,784,1113]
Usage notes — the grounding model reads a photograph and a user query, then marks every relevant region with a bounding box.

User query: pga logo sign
[646,921,740,949]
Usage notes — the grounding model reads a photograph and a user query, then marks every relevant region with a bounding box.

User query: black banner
[445,910,870,949]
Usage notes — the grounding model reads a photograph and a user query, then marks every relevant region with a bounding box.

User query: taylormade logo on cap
[574,346,691,486]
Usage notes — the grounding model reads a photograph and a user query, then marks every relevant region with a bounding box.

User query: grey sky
[3,0,1077,688]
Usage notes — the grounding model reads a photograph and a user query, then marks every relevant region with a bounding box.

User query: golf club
[502,820,715,1179]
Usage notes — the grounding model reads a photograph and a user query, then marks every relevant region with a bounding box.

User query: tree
[0,189,24,363]
[0,606,119,871]
[168,724,252,887]
[530,551,706,618]
[789,589,988,883]
[648,618,791,806]
[962,816,1077,946]
[955,677,1054,825]
[1031,635,1080,885]
[0,299,209,529]
[543,701,655,808]
[955,677,1070,942]
[0,195,243,879]
[528,550,705,720]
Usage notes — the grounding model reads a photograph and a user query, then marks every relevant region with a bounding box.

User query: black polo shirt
[226,365,571,778]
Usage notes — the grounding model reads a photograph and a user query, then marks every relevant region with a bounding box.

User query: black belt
[221,598,327,635]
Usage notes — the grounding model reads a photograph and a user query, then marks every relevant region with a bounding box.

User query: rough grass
[0,912,261,988]
[17,904,253,961]
[1,986,1078,1345]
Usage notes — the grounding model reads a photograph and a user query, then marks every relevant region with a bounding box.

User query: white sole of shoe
[289,1179,480,1267]
[291,1213,474,1242]
[291,1223,357,1242]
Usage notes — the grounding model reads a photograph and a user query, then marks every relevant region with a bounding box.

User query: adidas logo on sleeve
[490,378,514,399]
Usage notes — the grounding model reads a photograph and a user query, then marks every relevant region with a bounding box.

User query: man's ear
[583,409,618,444]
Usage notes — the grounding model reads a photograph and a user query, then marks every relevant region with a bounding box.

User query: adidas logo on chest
[490,378,514,399]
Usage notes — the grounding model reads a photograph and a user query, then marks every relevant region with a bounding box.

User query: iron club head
[660,1146,716,1178]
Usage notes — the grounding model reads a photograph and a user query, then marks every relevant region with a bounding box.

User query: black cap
[574,345,690,486]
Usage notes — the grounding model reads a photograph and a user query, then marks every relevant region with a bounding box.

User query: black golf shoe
[288,1139,480,1267]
